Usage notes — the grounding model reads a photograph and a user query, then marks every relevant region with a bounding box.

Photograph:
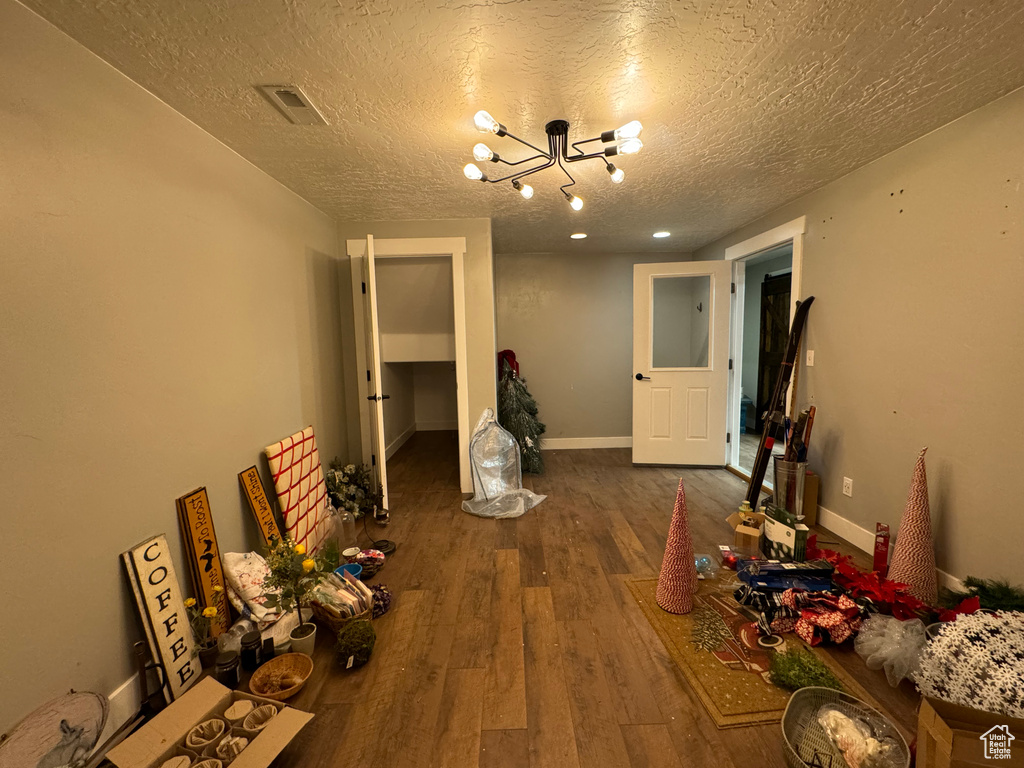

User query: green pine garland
[498,359,546,474]
[942,576,1024,612]
[768,648,845,693]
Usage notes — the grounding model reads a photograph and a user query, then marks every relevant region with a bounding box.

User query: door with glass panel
[632,261,732,465]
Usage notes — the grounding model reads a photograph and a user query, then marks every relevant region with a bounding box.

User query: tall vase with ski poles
[745,296,815,508]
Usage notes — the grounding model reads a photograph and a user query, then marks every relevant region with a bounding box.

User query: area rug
[627,576,883,728]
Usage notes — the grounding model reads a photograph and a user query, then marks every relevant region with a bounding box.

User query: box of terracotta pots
[107,677,313,768]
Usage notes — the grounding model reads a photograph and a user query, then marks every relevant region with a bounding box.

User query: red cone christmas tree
[887,447,938,605]
[656,480,699,614]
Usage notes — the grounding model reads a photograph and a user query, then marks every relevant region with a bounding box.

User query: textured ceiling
[22,0,1024,253]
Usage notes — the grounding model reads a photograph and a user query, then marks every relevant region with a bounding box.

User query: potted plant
[261,537,331,656]
[185,586,223,668]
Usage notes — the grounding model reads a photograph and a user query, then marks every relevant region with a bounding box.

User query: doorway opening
[348,236,471,513]
[724,217,806,487]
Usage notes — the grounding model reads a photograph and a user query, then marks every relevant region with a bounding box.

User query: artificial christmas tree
[656,480,699,614]
[497,350,546,474]
[887,447,938,605]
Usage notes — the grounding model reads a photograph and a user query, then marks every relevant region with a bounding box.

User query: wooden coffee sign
[175,487,231,636]
[239,466,281,545]
[122,535,198,702]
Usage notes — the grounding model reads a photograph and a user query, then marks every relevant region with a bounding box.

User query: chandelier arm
[568,136,603,157]
[482,156,556,185]
[503,131,552,158]
[494,152,550,167]
[557,139,577,193]
[563,151,609,163]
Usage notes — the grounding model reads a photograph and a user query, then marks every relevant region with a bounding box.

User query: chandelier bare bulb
[606,163,625,183]
[601,120,643,143]
[463,163,486,181]
[512,180,534,199]
[617,137,643,155]
[473,110,504,135]
[473,143,495,162]
[565,193,584,211]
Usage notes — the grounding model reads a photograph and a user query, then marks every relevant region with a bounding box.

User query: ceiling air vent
[257,85,328,126]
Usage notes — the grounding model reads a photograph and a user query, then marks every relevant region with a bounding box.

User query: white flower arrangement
[916,611,1024,718]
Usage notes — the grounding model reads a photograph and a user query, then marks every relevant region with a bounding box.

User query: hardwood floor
[274,431,919,767]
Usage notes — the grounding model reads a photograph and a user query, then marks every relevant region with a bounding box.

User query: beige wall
[696,87,1024,582]
[495,252,691,440]
[338,218,496,458]
[0,2,347,732]
[381,363,417,448]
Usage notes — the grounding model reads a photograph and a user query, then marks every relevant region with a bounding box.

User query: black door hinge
[371,454,376,466]
[728,358,733,370]
[366,369,371,382]
[731,282,736,294]
[726,432,731,444]
[362,281,366,294]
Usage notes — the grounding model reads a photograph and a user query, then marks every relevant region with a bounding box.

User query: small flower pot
[198,641,220,669]
[289,623,317,656]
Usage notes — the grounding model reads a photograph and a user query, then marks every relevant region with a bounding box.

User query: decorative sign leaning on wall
[238,466,281,546]
[121,535,198,702]
[175,487,231,636]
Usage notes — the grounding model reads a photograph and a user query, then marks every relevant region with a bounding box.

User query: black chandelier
[462,111,644,210]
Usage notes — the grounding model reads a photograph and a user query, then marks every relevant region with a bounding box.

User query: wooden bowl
[248,653,313,701]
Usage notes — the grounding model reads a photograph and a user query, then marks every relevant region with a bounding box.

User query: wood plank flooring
[274,431,919,768]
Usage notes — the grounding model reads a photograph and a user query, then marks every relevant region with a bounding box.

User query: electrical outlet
[842,477,853,497]
[807,350,815,366]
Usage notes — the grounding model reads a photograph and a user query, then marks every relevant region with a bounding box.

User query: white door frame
[724,216,805,471]
[347,236,471,494]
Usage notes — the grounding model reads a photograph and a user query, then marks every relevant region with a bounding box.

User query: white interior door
[363,235,390,510]
[632,261,732,465]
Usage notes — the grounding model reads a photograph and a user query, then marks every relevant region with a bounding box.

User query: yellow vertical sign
[175,488,231,636]
[238,466,281,546]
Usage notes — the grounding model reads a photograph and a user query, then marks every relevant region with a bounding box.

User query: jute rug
[627,576,883,728]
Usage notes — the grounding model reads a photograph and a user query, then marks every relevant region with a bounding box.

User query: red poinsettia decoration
[805,535,978,621]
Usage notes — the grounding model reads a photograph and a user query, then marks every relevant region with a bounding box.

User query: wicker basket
[310,599,372,635]
[248,653,313,701]
[781,687,910,768]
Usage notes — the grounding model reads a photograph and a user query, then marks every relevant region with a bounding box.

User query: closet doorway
[348,237,470,510]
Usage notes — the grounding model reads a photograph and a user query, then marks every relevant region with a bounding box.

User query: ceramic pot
[289,623,317,656]
[198,641,220,669]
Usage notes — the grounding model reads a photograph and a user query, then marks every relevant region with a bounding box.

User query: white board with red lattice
[264,426,330,553]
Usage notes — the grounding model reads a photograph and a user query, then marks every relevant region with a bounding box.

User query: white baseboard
[415,419,458,431]
[385,424,416,460]
[816,504,964,592]
[97,672,140,747]
[541,436,632,450]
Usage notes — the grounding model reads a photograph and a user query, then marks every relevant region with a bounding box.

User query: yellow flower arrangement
[262,536,332,629]
[185,597,218,648]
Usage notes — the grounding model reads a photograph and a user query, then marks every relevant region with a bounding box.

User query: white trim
[347,237,471,494]
[724,216,806,473]
[97,673,140,748]
[416,419,459,431]
[816,505,964,591]
[385,423,416,460]
[724,216,806,261]
[542,436,632,450]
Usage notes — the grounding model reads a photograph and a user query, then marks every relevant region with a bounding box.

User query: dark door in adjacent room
[755,272,792,434]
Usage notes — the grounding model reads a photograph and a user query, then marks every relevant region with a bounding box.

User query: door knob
[635,373,651,381]
[366,394,392,401]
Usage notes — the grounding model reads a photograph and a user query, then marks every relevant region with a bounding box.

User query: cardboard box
[726,510,766,556]
[762,515,809,562]
[918,697,1024,768]
[803,470,819,526]
[107,677,313,768]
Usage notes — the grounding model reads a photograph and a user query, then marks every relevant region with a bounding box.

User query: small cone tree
[656,480,699,614]
[498,357,546,474]
[888,447,938,604]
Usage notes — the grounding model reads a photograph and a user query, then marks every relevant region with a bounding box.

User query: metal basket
[781,687,910,768]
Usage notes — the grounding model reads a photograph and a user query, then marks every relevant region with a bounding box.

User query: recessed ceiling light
[653,231,671,238]
[570,233,587,239]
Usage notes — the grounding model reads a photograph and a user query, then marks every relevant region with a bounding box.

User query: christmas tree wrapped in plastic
[497,350,546,474]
